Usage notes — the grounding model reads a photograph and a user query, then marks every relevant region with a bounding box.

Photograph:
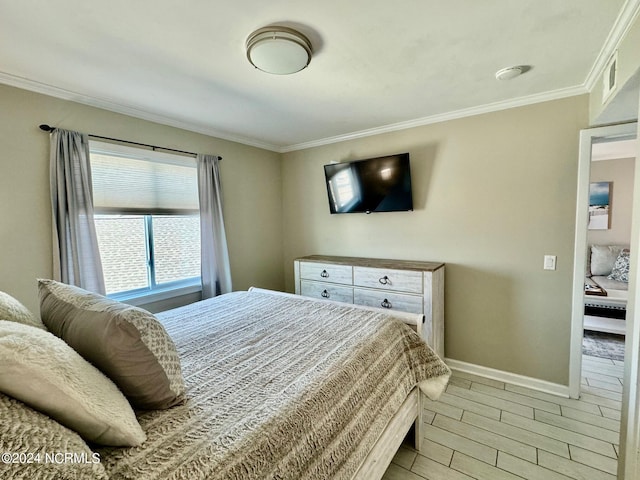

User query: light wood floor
[383,354,624,480]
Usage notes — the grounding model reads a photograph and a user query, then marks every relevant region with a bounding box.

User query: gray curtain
[49,129,106,294]
[197,154,232,298]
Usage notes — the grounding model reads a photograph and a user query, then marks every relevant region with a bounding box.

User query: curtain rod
[38,124,222,161]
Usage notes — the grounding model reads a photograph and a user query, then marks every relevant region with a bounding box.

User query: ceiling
[592,138,638,161]
[0,1,637,152]
[591,135,638,162]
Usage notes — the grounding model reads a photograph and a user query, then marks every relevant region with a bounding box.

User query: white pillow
[0,320,146,446]
[0,291,46,330]
[590,245,626,276]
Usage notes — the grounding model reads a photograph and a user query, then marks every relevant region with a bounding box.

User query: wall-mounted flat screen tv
[323,153,413,214]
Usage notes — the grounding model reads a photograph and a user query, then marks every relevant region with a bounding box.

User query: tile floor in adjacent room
[383,354,623,480]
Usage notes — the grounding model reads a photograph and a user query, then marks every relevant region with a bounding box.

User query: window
[90,142,201,299]
[327,165,361,211]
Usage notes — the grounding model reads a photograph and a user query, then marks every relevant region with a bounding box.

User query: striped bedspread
[97,290,450,480]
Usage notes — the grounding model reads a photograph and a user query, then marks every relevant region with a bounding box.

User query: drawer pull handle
[320,270,329,278]
[381,299,392,309]
[379,275,390,285]
[321,289,330,298]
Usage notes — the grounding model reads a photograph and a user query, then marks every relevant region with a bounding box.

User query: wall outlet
[544,255,557,270]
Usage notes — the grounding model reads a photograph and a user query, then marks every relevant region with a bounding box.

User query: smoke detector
[495,65,529,81]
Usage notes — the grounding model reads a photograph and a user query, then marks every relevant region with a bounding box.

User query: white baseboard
[445,358,570,398]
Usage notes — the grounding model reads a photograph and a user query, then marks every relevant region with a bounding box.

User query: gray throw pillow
[39,279,185,410]
[608,250,630,283]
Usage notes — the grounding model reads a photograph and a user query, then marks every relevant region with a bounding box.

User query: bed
[0,285,450,480]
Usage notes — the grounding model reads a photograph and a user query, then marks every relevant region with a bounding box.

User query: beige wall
[0,84,284,314]
[281,95,590,385]
[588,157,636,246]
[0,83,592,385]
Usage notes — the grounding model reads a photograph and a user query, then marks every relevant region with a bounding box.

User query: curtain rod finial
[39,124,54,132]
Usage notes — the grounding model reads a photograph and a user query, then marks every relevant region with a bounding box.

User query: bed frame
[352,387,422,479]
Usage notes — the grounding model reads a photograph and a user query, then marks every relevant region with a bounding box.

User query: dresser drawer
[300,281,354,303]
[354,288,423,314]
[299,262,353,285]
[353,267,423,294]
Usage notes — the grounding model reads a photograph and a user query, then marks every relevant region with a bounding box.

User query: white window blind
[90,142,198,215]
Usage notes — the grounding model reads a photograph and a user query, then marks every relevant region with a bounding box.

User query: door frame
[569,122,638,399]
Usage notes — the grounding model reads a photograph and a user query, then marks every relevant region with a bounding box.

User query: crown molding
[4,0,639,157]
[0,71,282,153]
[584,0,640,92]
[279,85,588,152]
[0,69,596,155]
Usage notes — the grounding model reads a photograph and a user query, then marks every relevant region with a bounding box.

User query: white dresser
[294,255,445,358]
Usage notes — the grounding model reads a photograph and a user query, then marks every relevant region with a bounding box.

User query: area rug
[582,331,625,361]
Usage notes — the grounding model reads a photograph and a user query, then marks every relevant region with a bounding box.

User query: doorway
[570,122,638,399]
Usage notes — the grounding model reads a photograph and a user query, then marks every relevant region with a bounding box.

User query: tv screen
[324,153,413,214]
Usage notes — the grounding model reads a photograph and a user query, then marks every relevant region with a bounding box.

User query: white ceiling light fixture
[246,26,312,75]
[495,65,528,81]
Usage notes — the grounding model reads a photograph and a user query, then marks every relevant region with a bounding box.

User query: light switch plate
[544,255,557,270]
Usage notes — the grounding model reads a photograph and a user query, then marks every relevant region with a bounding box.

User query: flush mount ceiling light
[246,26,312,75]
[495,65,529,81]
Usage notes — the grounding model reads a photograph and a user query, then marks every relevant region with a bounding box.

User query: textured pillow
[0,392,109,480]
[590,245,626,276]
[0,291,46,330]
[39,279,185,410]
[608,250,630,283]
[0,321,145,446]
